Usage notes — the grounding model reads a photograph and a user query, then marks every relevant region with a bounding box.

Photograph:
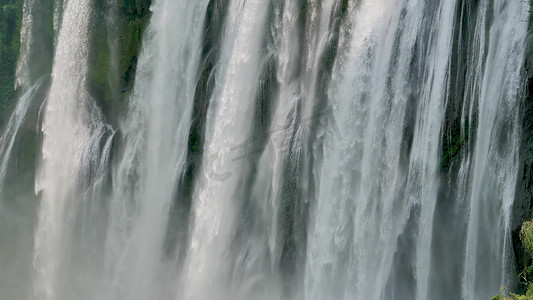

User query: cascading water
[0,77,44,195]
[183,0,271,298]
[103,1,210,299]
[461,1,528,297]
[0,0,530,299]
[15,0,34,90]
[31,0,112,299]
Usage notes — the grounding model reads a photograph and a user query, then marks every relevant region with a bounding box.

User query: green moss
[491,285,533,299]
[522,221,533,257]
[440,121,469,172]
[88,21,112,102]
[299,1,308,28]
[491,294,533,300]
[496,221,533,299]
[188,129,201,153]
[86,0,152,123]
[340,0,349,18]
[119,13,150,88]
[0,0,22,124]
[90,1,151,92]
[30,0,54,79]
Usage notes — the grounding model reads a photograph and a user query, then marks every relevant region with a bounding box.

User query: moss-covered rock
[87,0,151,126]
[118,11,150,90]
[521,221,533,257]
[492,294,533,300]
[440,117,470,173]
[0,0,22,124]
[496,221,533,299]
[491,292,533,300]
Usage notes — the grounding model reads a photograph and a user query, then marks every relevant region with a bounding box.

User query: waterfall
[0,77,44,195]
[15,0,34,89]
[53,0,63,45]
[183,0,270,296]
[462,1,528,297]
[305,0,529,299]
[103,1,210,299]
[0,0,51,296]
[0,0,530,299]
[31,0,110,299]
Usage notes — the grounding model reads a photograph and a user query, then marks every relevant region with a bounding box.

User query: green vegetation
[88,19,112,102]
[89,0,151,94]
[118,11,150,89]
[87,0,151,122]
[441,120,470,172]
[340,0,349,18]
[0,0,22,122]
[492,221,533,299]
[491,291,533,300]
[517,221,533,298]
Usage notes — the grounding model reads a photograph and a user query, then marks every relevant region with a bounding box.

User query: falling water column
[32,0,94,299]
